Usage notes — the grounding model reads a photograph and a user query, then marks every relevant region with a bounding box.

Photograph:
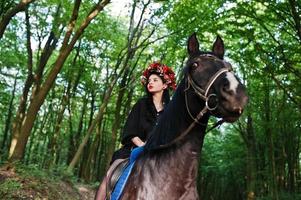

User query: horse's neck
[158,82,209,177]
[166,82,209,150]
[144,129,206,191]
[168,128,205,165]
[145,80,209,151]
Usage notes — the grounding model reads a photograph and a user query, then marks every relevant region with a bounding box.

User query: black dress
[111,97,163,162]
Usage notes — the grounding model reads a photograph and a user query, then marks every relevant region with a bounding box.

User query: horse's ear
[212,35,224,59]
[188,33,200,56]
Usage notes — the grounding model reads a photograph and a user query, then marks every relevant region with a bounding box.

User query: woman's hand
[131,137,145,147]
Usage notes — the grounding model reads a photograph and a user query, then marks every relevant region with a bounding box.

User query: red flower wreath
[141,61,177,90]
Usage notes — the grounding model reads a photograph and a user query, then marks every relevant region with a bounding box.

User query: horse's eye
[192,62,198,68]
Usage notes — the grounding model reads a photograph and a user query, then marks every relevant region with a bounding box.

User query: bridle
[157,54,232,149]
[185,54,233,125]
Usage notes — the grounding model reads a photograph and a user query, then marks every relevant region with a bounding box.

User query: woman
[95,61,176,200]
[111,61,176,162]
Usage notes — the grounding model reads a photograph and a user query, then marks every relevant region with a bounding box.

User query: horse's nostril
[233,107,243,115]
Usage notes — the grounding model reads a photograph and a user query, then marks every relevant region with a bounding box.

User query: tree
[0,0,36,39]
[8,0,111,163]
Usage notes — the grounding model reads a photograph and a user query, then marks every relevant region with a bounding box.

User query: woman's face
[147,74,167,94]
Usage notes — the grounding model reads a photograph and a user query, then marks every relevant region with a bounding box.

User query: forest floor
[0,165,97,200]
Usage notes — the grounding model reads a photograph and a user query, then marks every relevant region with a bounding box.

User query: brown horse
[109,33,248,200]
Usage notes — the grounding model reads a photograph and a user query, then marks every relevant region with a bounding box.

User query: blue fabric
[130,146,144,163]
[111,147,144,200]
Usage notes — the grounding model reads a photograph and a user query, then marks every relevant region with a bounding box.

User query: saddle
[105,146,144,200]
[106,158,129,199]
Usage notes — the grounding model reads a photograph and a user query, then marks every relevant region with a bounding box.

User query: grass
[0,163,95,200]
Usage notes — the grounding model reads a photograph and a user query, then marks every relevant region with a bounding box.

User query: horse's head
[186,33,248,123]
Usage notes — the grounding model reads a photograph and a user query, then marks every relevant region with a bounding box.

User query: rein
[157,54,231,149]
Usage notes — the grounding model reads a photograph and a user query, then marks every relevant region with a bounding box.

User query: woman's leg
[94,176,107,200]
[94,159,126,200]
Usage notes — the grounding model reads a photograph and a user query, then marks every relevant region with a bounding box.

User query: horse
[105,33,248,200]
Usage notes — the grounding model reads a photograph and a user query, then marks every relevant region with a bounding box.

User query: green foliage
[0,0,300,199]
[258,192,301,200]
[199,128,247,200]
[0,163,91,200]
[0,0,15,16]
[0,179,22,199]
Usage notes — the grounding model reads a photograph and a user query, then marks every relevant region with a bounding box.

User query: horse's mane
[144,80,186,151]
[144,75,209,152]
[144,52,222,152]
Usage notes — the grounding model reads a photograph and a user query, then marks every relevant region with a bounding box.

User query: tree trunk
[79,90,103,181]
[246,115,257,200]
[8,0,111,162]
[105,68,131,168]
[101,0,155,169]
[288,0,301,43]
[67,77,118,171]
[45,43,81,167]
[1,75,17,152]
[263,79,279,200]
[0,0,35,39]
[95,117,109,180]
[8,7,34,160]
[67,92,89,164]
[237,114,257,200]
[45,83,71,167]
[285,126,298,192]
[25,102,50,165]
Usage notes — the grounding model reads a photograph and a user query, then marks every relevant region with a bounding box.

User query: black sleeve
[121,99,142,145]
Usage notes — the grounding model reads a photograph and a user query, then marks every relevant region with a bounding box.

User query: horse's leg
[94,176,107,200]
